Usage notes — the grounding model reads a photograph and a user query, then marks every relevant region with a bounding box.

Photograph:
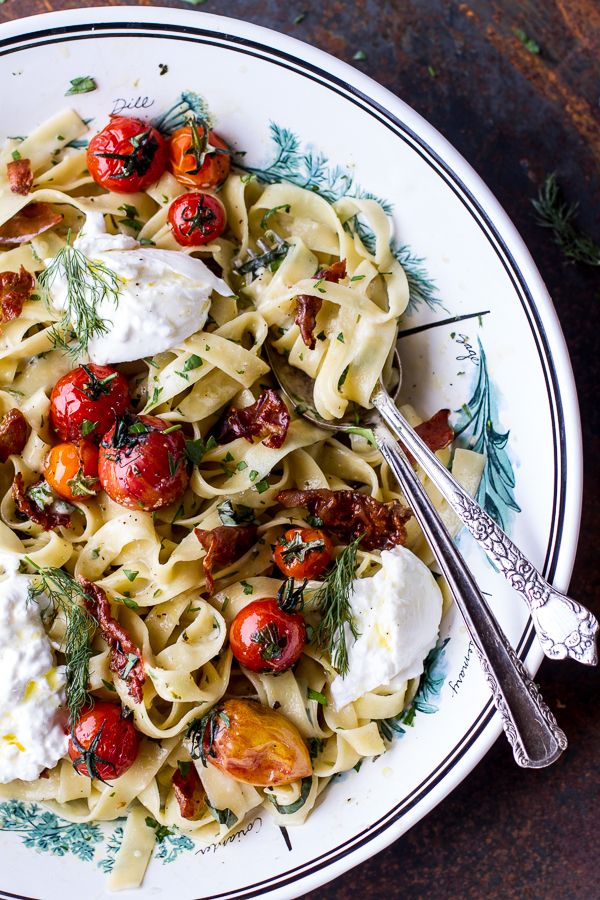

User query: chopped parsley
[260,204,291,230]
[121,652,139,680]
[81,418,98,437]
[307,688,328,706]
[183,353,203,372]
[65,76,97,95]
[216,499,255,526]
[185,435,216,465]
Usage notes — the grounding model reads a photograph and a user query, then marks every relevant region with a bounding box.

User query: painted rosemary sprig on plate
[532,173,600,266]
[311,535,362,676]
[25,559,96,722]
[38,231,120,357]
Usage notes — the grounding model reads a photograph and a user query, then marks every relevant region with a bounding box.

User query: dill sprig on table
[311,535,363,676]
[38,231,121,357]
[532,174,600,267]
[25,558,97,723]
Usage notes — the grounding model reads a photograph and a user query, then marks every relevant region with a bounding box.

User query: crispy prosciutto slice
[0,202,62,246]
[277,488,411,551]
[79,578,146,704]
[294,259,347,350]
[402,409,454,465]
[214,389,290,450]
[0,266,35,322]
[12,473,71,530]
[194,524,258,596]
[7,159,33,196]
[172,762,205,820]
[0,409,29,462]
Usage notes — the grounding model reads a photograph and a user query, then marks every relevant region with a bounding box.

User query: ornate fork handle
[373,423,566,768]
[372,388,598,666]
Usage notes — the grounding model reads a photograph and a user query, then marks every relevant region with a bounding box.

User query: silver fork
[266,340,567,768]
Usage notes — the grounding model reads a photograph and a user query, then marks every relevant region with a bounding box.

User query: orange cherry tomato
[273,527,333,579]
[168,191,227,247]
[168,122,231,189]
[44,440,100,503]
[195,699,312,787]
[229,598,306,673]
[69,702,140,782]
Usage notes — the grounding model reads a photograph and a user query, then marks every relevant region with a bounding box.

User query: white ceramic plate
[0,7,582,900]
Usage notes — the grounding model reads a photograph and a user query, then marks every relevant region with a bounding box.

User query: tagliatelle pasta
[0,106,485,891]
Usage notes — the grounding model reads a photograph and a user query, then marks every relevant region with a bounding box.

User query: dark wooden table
[2,1,598,898]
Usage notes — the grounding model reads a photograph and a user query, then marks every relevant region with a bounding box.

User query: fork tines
[233,229,289,282]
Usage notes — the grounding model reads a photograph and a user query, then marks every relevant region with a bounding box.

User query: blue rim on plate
[0,8,582,900]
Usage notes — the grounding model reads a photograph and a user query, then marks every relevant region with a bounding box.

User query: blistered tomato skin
[229,599,306,674]
[50,364,130,443]
[68,702,140,782]
[87,116,168,193]
[44,440,100,503]
[203,699,312,787]
[168,125,231,189]
[98,414,190,511]
[168,192,227,247]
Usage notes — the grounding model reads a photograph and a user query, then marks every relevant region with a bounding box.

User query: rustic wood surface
[1,2,598,898]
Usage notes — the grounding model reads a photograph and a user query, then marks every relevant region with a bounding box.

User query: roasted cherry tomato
[98,413,190,511]
[44,440,100,502]
[273,527,333,580]
[229,598,305,674]
[87,116,168,193]
[197,699,312,786]
[50,364,130,444]
[168,191,226,247]
[68,701,140,782]
[168,121,231,189]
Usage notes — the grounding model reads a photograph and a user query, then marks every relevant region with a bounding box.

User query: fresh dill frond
[311,535,363,676]
[25,558,96,722]
[532,174,600,267]
[38,231,121,357]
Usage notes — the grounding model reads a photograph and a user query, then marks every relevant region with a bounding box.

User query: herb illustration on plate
[0,800,102,861]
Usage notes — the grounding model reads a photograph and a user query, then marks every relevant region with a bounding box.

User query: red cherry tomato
[98,414,190,511]
[168,123,231,189]
[273,527,333,580]
[44,440,99,503]
[229,598,306,674]
[50,364,130,444]
[87,116,168,193]
[168,192,226,247]
[69,702,140,782]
